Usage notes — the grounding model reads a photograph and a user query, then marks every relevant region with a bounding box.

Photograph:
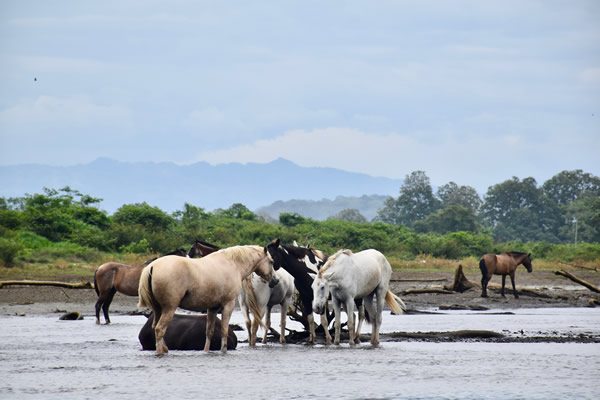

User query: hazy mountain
[257,195,390,221]
[0,158,401,214]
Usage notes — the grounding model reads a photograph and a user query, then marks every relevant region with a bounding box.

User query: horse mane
[220,245,263,264]
[318,249,352,276]
[505,251,528,257]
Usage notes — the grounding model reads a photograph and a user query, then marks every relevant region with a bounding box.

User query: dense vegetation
[0,168,599,269]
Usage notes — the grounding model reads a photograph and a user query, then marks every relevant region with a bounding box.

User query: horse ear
[528,253,532,258]
[273,238,280,247]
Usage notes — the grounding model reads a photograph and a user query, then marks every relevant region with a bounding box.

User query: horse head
[523,253,533,273]
[261,239,282,288]
[311,274,329,314]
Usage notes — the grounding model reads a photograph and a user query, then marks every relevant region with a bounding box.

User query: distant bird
[34,77,37,82]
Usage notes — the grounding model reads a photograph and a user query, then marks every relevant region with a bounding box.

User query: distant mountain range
[0,158,401,219]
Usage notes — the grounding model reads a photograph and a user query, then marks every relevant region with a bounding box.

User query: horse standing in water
[94,240,219,324]
[94,248,186,324]
[312,249,406,347]
[265,239,333,345]
[138,244,279,354]
[238,266,295,346]
[479,252,532,298]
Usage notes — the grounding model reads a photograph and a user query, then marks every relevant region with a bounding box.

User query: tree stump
[444,264,476,293]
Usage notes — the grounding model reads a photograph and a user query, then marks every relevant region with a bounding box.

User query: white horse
[238,267,295,346]
[312,249,405,347]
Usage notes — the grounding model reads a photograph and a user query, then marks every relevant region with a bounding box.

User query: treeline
[0,179,599,267]
[375,169,600,243]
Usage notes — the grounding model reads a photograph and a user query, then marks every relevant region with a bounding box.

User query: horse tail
[137,265,158,312]
[385,291,406,315]
[479,258,488,281]
[93,269,99,296]
[242,276,267,329]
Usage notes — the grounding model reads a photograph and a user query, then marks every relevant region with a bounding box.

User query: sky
[1,0,599,193]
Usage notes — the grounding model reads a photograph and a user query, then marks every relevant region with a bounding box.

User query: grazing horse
[138,313,237,351]
[187,239,220,258]
[138,244,278,354]
[93,248,189,325]
[479,252,532,298]
[265,239,332,345]
[238,267,295,346]
[312,249,406,347]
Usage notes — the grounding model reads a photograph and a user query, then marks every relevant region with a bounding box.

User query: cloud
[196,126,598,192]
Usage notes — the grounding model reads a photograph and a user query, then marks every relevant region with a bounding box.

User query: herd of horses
[93,238,533,355]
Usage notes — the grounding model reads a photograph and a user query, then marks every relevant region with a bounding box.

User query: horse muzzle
[313,305,324,315]
[268,276,279,288]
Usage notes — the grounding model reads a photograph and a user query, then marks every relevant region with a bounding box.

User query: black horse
[265,239,332,344]
[138,313,238,351]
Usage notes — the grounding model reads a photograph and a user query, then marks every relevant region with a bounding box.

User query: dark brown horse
[479,252,532,298]
[187,239,220,258]
[94,241,219,324]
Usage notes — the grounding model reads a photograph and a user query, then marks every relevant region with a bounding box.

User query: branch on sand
[0,280,93,289]
[555,270,600,293]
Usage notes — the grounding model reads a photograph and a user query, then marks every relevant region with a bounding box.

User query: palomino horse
[312,249,406,347]
[265,239,333,345]
[93,247,191,325]
[238,266,295,346]
[138,244,279,354]
[187,238,220,258]
[479,252,532,298]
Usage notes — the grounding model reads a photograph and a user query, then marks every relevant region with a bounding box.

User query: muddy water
[0,308,599,399]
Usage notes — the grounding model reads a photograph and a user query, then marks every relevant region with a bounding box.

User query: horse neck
[231,246,267,278]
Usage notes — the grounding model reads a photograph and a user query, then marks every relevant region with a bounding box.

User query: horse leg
[354,302,365,345]
[307,313,316,345]
[94,295,104,325]
[219,300,236,353]
[154,307,175,356]
[510,272,519,298]
[501,275,507,297]
[344,298,356,347]
[239,296,253,346]
[372,288,387,347]
[262,305,272,344]
[479,259,488,298]
[278,301,288,344]
[331,297,342,346]
[205,310,217,352]
[363,294,378,347]
[320,312,332,345]
[102,287,116,324]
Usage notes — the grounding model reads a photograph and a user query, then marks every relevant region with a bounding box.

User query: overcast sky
[1,1,599,193]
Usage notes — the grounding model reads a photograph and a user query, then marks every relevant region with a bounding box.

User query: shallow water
[1,308,599,399]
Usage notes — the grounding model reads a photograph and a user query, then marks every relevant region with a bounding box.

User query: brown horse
[187,238,220,258]
[479,252,532,298]
[94,241,219,325]
[138,243,279,354]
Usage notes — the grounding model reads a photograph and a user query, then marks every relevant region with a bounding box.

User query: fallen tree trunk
[401,288,454,295]
[555,270,600,293]
[558,261,599,272]
[0,280,93,289]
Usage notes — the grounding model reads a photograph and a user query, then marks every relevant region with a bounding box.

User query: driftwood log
[555,270,600,293]
[444,264,476,293]
[388,330,504,340]
[0,280,93,289]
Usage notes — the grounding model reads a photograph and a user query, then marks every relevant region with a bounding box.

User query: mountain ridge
[0,158,401,215]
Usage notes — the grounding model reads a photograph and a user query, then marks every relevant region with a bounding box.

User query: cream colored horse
[138,245,278,354]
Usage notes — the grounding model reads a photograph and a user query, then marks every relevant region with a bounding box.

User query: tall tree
[481,177,561,242]
[377,171,440,227]
[542,170,600,206]
[437,182,482,213]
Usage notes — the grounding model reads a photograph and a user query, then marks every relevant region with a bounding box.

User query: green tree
[437,182,482,212]
[216,203,257,220]
[542,170,600,206]
[414,205,479,234]
[482,177,561,242]
[329,208,368,223]
[376,171,440,227]
[112,202,174,230]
